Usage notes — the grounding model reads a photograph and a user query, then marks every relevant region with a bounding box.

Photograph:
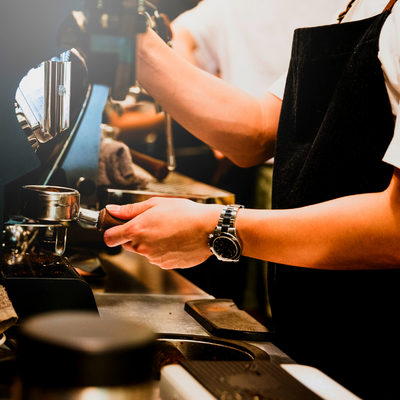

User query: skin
[135,29,279,167]
[103,28,400,272]
[103,168,400,270]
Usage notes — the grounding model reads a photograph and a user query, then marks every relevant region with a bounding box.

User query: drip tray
[178,360,324,400]
[154,334,269,376]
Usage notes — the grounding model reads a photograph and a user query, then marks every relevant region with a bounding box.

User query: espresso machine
[0,0,154,321]
[0,0,234,324]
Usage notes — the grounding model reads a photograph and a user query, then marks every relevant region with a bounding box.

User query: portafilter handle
[78,208,128,231]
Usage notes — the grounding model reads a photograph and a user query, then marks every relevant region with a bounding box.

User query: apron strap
[338,0,398,24]
[337,0,357,23]
[383,0,398,12]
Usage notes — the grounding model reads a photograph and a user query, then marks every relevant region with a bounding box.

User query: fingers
[103,199,159,248]
[105,200,154,220]
[103,223,130,247]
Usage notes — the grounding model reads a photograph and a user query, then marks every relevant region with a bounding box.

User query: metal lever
[164,112,176,171]
[43,60,71,139]
[152,11,176,170]
[153,104,176,171]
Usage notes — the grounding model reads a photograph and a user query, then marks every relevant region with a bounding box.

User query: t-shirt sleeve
[383,112,400,169]
[267,72,288,100]
[379,4,400,169]
[171,0,223,75]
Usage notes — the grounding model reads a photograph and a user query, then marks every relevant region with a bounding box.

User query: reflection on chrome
[15,50,72,151]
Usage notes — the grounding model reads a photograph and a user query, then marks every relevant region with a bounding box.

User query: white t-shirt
[172,0,342,98]
[268,0,400,169]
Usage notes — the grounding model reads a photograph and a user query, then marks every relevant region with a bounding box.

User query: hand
[103,197,223,269]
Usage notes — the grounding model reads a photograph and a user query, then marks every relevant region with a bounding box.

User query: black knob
[17,311,156,388]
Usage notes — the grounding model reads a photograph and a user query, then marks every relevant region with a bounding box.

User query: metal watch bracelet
[214,204,244,236]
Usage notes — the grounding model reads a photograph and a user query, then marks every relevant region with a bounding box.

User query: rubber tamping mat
[185,299,274,341]
[181,360,324,400]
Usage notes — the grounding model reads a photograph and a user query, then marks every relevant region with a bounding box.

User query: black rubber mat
[181,360,323,400]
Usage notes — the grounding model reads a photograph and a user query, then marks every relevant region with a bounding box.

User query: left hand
[103,197,223,269]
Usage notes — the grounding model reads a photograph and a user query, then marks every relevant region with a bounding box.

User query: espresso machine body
[0,0,146,321]
[0,1,79,237]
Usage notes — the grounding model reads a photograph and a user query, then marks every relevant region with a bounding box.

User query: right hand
[103,197,223,269]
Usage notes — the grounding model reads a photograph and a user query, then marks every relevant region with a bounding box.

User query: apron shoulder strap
[338,0,398,24]
[383,0,398,12]
[337,0,357,23]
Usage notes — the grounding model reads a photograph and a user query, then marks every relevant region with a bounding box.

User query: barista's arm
[238,167,400,270]
[103,168,400,271]
[136,29,280,167]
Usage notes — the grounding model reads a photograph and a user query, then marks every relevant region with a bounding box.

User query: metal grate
[102,170,235,205]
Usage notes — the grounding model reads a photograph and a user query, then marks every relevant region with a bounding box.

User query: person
[108,0,342,321]
[170,0,342,322]
[103,0,400,398]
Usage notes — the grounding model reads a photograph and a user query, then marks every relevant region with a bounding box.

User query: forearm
[108,109,165,144]
[103,171,400,270]
[238,180,400,270]
[136,29,279,167]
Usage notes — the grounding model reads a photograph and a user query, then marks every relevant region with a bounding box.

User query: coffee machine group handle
[130,148,169,181]
[97,208,128,231]
[78,208,128,231]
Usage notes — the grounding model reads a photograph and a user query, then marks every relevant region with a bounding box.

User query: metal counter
[93,248,293,365]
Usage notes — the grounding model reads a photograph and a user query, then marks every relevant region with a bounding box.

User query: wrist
[209,204,244,262]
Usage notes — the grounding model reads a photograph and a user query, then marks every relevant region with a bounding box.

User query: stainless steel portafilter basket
[21,185,80,222]
[20,185,127,231]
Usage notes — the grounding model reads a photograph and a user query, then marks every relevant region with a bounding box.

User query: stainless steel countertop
[93,248,293,364]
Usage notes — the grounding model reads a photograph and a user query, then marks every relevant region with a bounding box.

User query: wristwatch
[209,204,244,262]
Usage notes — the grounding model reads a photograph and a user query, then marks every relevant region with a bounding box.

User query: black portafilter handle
[153,11,172,43]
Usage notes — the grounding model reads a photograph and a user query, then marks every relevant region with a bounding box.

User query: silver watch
[209,204,244,262]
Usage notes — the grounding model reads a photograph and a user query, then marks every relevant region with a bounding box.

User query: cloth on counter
[0,285,18,333]
[98,138,149,189]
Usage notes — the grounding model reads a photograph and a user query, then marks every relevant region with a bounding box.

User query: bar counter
[0,247,362,400]
[91,249,361,400]
[93,248,292,364]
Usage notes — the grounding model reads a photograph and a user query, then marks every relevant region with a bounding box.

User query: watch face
[212,234,240,260]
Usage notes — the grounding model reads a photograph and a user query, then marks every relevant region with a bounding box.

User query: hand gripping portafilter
[20,185,127,231]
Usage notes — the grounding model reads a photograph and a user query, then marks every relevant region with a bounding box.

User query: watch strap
[214,204,244,236]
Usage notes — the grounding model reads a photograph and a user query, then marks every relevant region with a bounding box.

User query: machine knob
[77,177,96,196]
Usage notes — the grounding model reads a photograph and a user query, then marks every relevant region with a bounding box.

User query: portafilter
[20,185,127,231]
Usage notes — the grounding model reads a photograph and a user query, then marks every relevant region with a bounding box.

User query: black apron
[270,3,400,399]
